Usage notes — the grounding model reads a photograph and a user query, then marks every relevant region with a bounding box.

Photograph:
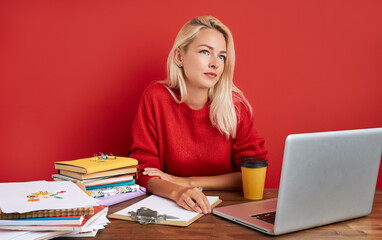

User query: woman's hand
[173,186,211,214]
[143,168,190,188]
[146,177,211,214]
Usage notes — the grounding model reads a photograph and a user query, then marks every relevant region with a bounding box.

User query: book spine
[0,207,94,220]
[60,168,138,180]
[89,184,139,198]
[55,163,87,173]
[85,180,135,190]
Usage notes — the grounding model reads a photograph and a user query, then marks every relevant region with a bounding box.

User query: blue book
[85,180,135,190]
[0,216,84,225]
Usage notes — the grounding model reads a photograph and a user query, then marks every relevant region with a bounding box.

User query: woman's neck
[185,85,209,110]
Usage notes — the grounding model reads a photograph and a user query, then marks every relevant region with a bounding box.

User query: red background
[1,1,381,188]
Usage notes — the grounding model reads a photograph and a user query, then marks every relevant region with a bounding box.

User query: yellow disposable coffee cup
[241,158,268,200]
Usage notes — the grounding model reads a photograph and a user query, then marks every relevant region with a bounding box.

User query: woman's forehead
[190,28,226,52]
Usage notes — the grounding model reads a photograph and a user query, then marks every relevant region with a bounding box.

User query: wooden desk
[59,189,382,240]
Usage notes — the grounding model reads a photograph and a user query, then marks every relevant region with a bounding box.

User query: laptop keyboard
[251,211,276,224]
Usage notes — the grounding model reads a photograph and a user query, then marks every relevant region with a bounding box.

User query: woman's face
[179,28,227,91]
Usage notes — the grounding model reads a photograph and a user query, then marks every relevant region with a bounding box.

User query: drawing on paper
[26,190,66,202]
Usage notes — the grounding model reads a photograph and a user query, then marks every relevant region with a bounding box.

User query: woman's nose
[208,56,220,69]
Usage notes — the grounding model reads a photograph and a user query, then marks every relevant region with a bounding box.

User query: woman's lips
[204,72,217,78]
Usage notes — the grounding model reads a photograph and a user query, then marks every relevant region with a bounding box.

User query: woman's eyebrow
[198,44,227,54]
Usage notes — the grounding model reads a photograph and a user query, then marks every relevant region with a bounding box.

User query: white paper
[0,229,69,240]
[0,229,30,240]
[10,231,55,240]
[113,195,219,222]
[0,181,99,213]
[82,212,109,231]
[61,229,99,238]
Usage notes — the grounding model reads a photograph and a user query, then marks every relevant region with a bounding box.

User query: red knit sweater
[130,82,268,189]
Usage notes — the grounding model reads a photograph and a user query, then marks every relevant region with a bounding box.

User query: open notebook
[109,195,221,227]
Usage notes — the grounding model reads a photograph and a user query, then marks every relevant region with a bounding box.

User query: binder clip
[128,207,178,225]
[92,153,117,161]
[92,153,106,161]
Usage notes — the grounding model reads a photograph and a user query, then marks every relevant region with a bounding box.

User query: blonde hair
[164,16,251,138]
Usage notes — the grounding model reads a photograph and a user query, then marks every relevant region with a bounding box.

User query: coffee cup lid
[242,158,268,168]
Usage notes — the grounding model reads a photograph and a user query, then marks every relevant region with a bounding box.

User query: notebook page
[113,195,219,222]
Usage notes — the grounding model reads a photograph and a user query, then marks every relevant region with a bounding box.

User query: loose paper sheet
[0,229,30,240]
[113,195,219,222]
[0,181,99,213]
[83,212,109,231]
[0,229,70,240]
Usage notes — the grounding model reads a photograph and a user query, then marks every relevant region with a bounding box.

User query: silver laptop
[213,128,382,235]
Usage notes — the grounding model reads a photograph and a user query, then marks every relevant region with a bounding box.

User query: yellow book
[55,156,138,174]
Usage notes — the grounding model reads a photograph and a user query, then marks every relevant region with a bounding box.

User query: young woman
[130,16,267,214]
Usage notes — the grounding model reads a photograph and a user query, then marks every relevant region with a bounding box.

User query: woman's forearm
[143,168,243,191]
[147,177,183,201]
[143,168,243,190]
[187,172,242,190]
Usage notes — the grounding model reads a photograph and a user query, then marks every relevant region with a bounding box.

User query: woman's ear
[174,48,183,67]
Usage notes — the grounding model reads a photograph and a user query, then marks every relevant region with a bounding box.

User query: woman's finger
[143,169,174,181]
[143,168,161,173]
[183,196,202,213]
[143,168,163,176]
[193,195,210,214]
[144,168,160,173]
[201,194,211,213]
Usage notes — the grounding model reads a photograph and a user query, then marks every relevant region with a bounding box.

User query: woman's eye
[200,50,209,55]
[219,55,226,61]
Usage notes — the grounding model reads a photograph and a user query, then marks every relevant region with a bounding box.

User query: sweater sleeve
[129,87,161,189]
[231,103,268,172]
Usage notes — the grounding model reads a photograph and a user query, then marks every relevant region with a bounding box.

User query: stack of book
[52,155,145,206]
[0,181,108,239]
